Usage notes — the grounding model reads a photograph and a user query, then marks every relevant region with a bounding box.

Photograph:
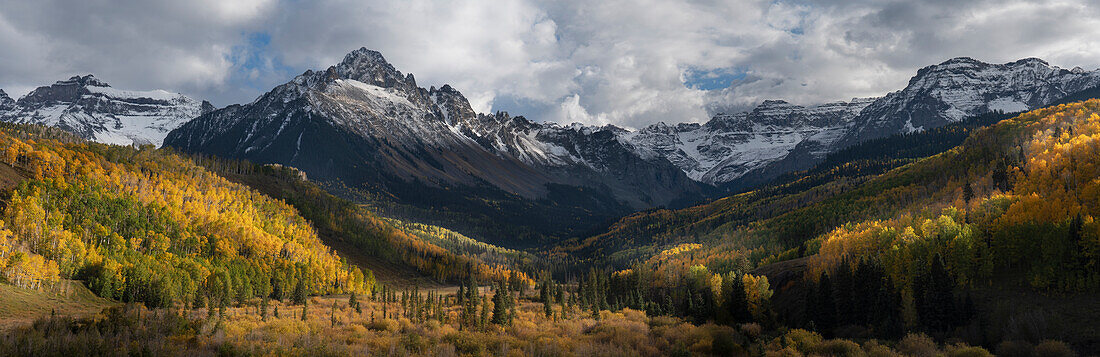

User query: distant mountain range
[627,57,1100,190]
[4,49,1099,242]
[0,75,211,146]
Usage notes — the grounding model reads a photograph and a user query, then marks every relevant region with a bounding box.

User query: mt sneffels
[164,48,710,244]
[163,49,1100,243]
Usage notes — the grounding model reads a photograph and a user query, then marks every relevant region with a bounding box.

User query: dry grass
[0,280,115,330]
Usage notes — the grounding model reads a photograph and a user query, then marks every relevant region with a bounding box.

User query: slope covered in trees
[555,110,1021,266]
[0,123,371,307]
[183,157,536,287]
[555,100,1100,351]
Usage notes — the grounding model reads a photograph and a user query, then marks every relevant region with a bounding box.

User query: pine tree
[812,272,837,334]
[193,292,206,310]
[349,292,361,314]
[274,304,280,318]
[260,296,270,322]
[491,282,509,325]
[462,269,480,329]
[292,279,307,305]
[479,295,490,328]
[301,298,308,321]
[541,279,553,318]
[331,301,338,327]
[724,274,752,324]
[457,284,465,306]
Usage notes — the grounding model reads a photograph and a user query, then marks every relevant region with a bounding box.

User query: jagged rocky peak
[429,84,476,124]
[0,89,13,110]
[68,74,109,87]
[332,47,417,92]
[0,74,207,147]
[19,74,103,104]
[757,99,792,108]
[838,56,1100,150]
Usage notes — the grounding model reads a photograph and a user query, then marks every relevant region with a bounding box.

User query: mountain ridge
[165,47,710,245]
[622,56,1100,188]
[0,75,211,146]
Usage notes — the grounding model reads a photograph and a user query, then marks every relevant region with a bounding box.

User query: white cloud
[0,0,274,101]
[1,0,1099,129]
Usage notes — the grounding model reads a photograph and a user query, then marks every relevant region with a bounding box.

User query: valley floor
[0,289,1031,356]
[0,280,114,330]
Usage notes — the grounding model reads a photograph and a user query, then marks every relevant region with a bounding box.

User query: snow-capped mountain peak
[0,75,211,146]
[333,47,419,93]
[165,47,709,211]
[628,56,1100,188]
[838,56,1100,148]
[0,90,14,111]
[626,97,875,183]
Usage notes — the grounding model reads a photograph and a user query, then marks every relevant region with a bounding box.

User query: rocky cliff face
[623,57,1100,188]
[624,98,877,184]
[837,57,1100,148]
[0,90,14,112]
[165,48,708,213]
[0,75,210,146]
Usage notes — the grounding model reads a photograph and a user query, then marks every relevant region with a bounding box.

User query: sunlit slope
[192,160,535,287]
[573,100,1100,293]
[0,123,371,307]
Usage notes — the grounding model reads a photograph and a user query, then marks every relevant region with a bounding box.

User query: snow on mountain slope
[624,98,876,184]
[0,90,14,112]
[165,48,708,209]
[623,57,1100,187]
[838,57,1100,148]
[0,75,212,146]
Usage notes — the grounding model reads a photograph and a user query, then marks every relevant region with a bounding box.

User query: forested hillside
[556,110,1026,267]
[551,100,1100,351]
[0,123,371,308]
[186,158,536,287]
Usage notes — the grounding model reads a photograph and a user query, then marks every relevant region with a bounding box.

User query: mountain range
[163,48,710,245]
[0,75,211,146]
[627,57,1100,190]
[3,49,1099,244]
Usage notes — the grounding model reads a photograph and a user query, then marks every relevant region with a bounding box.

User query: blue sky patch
[683,68,748,91]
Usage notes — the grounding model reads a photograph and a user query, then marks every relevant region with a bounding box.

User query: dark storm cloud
[0,0,1096,128]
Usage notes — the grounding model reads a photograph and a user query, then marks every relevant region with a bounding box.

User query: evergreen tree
[811,272,837,334]
[492,282,509,325]
[462,267,480,328]
[833,261,856,323]
[260,297,270,322]
[193,292,205,310]
[349,292,361,314]
[330,301,338,327]
[723,274,752,324]
[541,279,553,318]
[457,284,465,305]
[301,298,308,321]
[479,295,490,328]
[292,279,307,305]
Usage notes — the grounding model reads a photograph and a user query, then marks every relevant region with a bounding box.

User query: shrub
[863,341,902,357]
[897,333,939,357]
[365,318,396,332]
[995,340,1035,357]
[814,339,864,357]
[945,343,993,357]
[1034,340,1076,357]
[783,329,823,353]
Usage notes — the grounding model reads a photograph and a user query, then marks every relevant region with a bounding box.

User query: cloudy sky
[1,0,1098,129]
